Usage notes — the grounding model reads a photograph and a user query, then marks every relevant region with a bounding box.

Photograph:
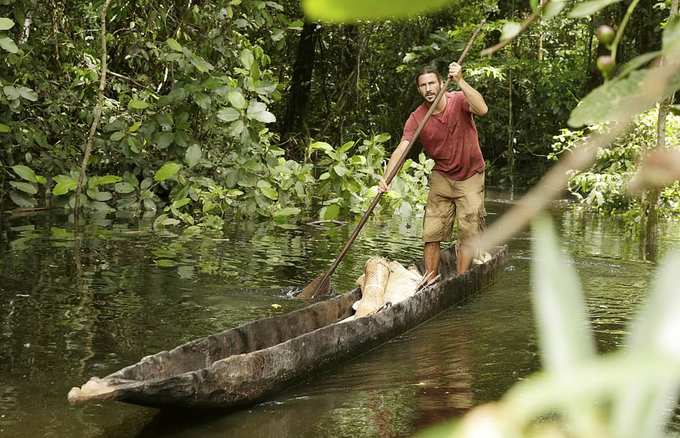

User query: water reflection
[1,191,679,437]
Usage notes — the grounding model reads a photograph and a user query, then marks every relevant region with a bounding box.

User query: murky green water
[1,190,678,437]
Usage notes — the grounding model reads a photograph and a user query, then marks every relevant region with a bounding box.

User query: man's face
[417,73,442,104]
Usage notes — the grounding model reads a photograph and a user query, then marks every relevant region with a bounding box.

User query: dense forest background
[0,0,678,231]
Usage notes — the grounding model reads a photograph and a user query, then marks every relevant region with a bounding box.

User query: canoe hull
[69,245,508,409]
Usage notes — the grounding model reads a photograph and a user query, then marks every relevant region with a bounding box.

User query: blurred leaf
[542,0,566,19]
[569,71,648,127]
[569,0,622,17]
[0,123,10,132]
[86,188,113,202]
[612,251,680,438]
[303,0,458,22]
[531,215,596,371]
[501,21,522,41]
[154,162,182,181]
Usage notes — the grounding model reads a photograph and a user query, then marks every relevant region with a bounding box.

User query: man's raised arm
[449,62,488,116]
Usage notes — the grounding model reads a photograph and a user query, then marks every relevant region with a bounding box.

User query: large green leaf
[217,107,240,122]
[86,188,113,202]
[0,36,17,53]
[18,87,37,101]
[129,100,149,109]
[166,38,183,52]
[194,92,211,110]
[115,181,136,194]
[0,18,14,31]
[188,54,214,72]
[155,131,174,149]
[185,144,202,168]
[0,124,10,132]
[9,190,36,207]
[568,71,649,127]
[154,162,182,181]
[612,251,680,438]
[10,181,37,194]
[569,0,622,17]
[302,0,458,22]
[228,91,246,109]
[320,204,340,220]
[12,165,38,183]
[259,186,278,200]
[53,177,78,196]
[240,49,254,70]
[228,120,245,136]
[89,175,122,187]
[274,207,301,217]
[3,85,20,100]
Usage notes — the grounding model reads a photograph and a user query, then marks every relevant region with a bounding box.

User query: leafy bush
[549,109,680,218]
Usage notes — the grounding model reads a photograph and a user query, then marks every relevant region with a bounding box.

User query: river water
[1,189,678,438]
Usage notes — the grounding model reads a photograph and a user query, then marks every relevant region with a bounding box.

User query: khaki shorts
[422,171,486,244]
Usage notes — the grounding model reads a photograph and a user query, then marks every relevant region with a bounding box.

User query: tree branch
[75,0,113,213]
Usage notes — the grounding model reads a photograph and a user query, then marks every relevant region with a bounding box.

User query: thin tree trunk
[641,0,677,260]
[74,0,112,216]
[507,67,515,193]
[283,21,320,141]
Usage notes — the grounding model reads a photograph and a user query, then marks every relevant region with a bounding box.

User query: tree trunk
[507,67,515,194]
[283,21,321,143]
[640,0,677,260]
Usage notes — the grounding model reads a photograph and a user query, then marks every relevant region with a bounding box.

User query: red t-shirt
[401,92,485,181]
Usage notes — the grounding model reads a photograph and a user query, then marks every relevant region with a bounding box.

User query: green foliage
[550,109,680,220]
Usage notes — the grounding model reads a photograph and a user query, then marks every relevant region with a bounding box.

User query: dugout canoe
[68,244,508,409]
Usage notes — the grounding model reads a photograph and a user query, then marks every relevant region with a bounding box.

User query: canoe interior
[112,245,460,383]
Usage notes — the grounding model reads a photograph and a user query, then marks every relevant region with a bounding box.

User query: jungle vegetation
[0,0,678,241]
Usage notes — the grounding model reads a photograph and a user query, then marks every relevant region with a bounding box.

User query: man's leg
[424,241,441,278]
[456,244,473,275]
[453,172,485,276]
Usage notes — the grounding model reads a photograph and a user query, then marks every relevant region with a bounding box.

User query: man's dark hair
[415,66,442,86]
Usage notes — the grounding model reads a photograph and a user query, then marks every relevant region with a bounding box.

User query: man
[378,62,488,278]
